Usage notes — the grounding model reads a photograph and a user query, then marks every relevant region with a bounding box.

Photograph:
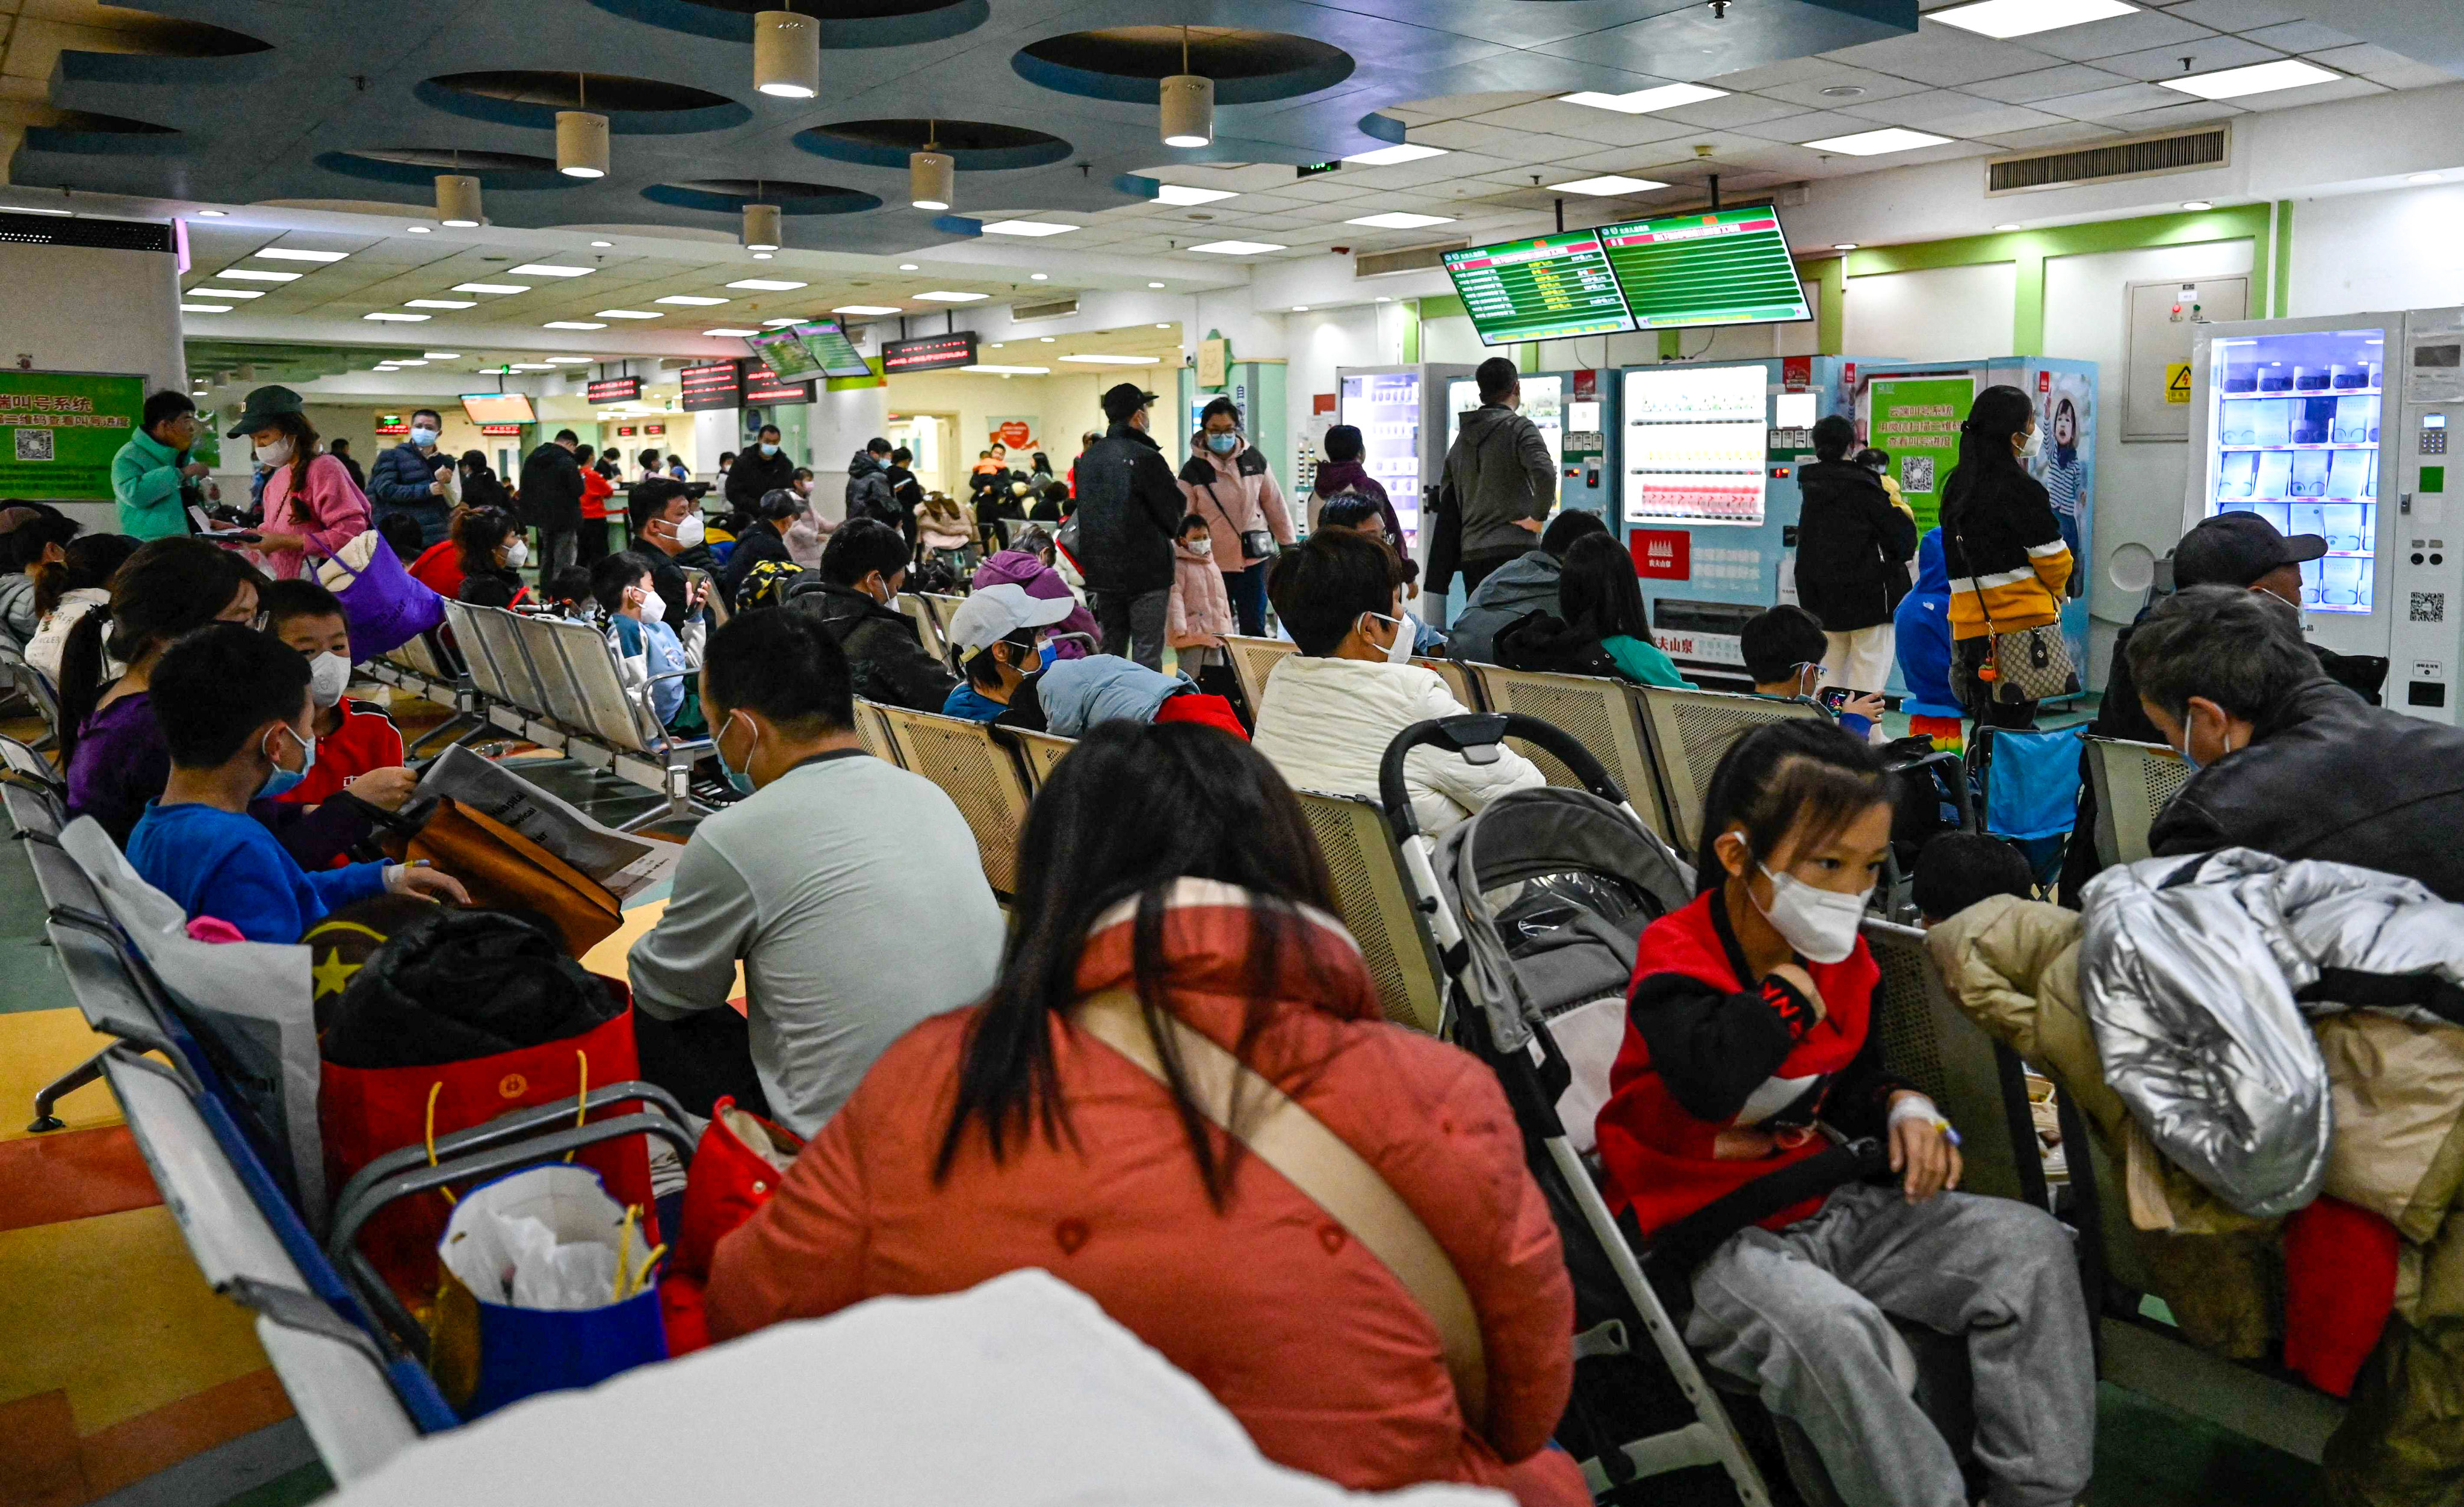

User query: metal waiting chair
[1635,685,1825,853]
[870,702,1034,897]
[850,698,902,766]
[896,594,947,663]
[1464,665,1677,842]
[438,599,531,742]
[1000,726,1077,791]
[1416,655,1484,711]
[1293,790,1447,1035]
[535,611,714,830]
[1224,634,1298,717]
[2083,735,2192,868]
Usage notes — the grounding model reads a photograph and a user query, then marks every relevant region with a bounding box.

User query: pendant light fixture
[557,72,609,179]
[435,152,482,227]
[910,120,953,212]
[1160,26,1213,149]
[754,6,819,99]
[742,180,781,252]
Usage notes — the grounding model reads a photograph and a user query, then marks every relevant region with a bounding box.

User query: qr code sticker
[1901,455,1935,494]
[2412,592,2445,624]
[14,428,53,462]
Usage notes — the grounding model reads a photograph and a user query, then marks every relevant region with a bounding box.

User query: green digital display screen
[1442,231,1639,346]
[1597,206,1812,330]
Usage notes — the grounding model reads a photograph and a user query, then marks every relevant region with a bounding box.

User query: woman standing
[227,386,369,580]
[1795,415,1916,695]
[1180,396,1295,637]
[1939,385,2075,729]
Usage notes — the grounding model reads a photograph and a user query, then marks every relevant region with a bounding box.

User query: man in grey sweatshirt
[1442,356,1558,594]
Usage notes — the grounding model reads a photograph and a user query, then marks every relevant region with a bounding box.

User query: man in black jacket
[2129,584,2464,900]
[726,423,797,515]
[1794,415,1915,693]
[519,429,586,571]
[783,519,956,712]
[628,477,715,633]
[1073,383,1183,669]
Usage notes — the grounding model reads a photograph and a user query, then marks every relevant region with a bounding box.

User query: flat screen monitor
[460,392,537,425]
[746,325,824,380]
[1596,206,1812,330]
[1441,231,1638,345]
[748,320,873,381]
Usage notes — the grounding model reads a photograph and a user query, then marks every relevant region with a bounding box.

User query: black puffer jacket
[1793,460,1915,633]
[725,446,797,514]
[784,580,957,713]
[1070,421,1184,594]
[322,908,616,1069]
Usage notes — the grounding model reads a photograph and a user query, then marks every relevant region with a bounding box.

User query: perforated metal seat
[1862,918,2026,1206]
[1224,634,1298,714]
[850,698,901,766]
[1295,790,1446,1034]
[868,702,1033,897]
[1414,655,1483,710]
[1002,726,1076,790]
[1636,686,1824,852]
[1466,665,1676,840]
[2084,735,2191,868]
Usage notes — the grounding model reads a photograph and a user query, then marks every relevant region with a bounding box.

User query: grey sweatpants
[1686,1182,2094,1507]
[1091,586,1171,672]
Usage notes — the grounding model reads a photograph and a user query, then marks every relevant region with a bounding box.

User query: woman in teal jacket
[111,393,210,540]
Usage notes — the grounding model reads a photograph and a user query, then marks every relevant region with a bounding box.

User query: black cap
[2173,510,2328,589]
[1100,382,1157,421]
[225,383,306,438]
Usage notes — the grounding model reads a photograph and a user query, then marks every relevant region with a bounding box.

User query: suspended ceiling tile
[2305,42,2454,87]
[2091,100,2250,133]
[2023,10,2222,62]
[1728,108,1869,143]
[1974,120,2128,150]
[1912,101,2076,136]
[1820,25,2055,86]
[1463,98,1708,147]
[1653,92,1814,129]
[1748,63,1937,108]
[1961,63,2137,104]
[2222,72,2388,110]
[2240,20,2364,51]
[2159,0,2311,29]
[2034,80,2211,119]
[2094,36,2289,82]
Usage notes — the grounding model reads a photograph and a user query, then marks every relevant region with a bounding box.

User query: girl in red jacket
[1593,719,2093,1507]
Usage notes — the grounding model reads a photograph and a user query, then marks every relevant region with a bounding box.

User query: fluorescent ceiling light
[595,309,662,319]
[1802,126,1953,155]
[964,364,1050,375]
[180,303,232,313]
[1346,211,1455,229]
[1994,223,2022,231]
[187,287,263,299]
[1559,82,1727,114]
[253,247,348,262]
[654,295,728,306]
[423,351,459,359]
[2410,172,2444,184]
[1060,354,1162,365]
[391,359,428,366]
[406,226,432,234]
[454,282,529,294]
[218,268,300,282]
[760,318,803,327]
[510,263,593,277]
[726,277,807,291]
[364,312,429,321]
[1148,280,1166,288]
[1343,143,1447,167]
[11,205,73,216]
[1188,240,1285,255]
[899,262,919,270]
[194,209,226,217]
[1550,174,1670,196]
[2181,200,2213,211]
[704,327,760,336]
[404,298,475,309]
[1930,0,2135,39]
[2160,58,2339,99]
[915,290,989,302]
[834,305,902,315]
[980,220,1080,237]
[1030,273,1048,280]
[547,356,593,363]
[1154,184,1237,206]
[590,240,613,247]
[543,320,606,329]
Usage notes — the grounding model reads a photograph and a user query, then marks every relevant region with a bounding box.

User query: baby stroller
[1377,715,1976,1506]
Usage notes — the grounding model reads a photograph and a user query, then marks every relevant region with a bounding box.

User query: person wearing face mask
[456,450,513,515]
[593,550,705,732]
[627,477,715,632]
[726,423,798,517]
[1167,511,1236,692]
[1074,384,1188,670]
[1594,718,2090,1507]
[1742,605,1886,744]
[447,507,533,609]
[226,385,373,582]
[939,583,1075,722]
[519,428,588,574]
[258,579,415,815]
[124,624,467,943]
[1249,528,1540,834]
[715,486,801,609]
[1938,385,2073,730]
[784,518,956,713]
[112,390,216,541]
[1179,395,1295,637]
[627,608,1003,1134]
[367,407,456,549]
[1442,356,1557,599]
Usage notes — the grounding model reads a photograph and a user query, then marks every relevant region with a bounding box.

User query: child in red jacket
[1594,719,2093,1507]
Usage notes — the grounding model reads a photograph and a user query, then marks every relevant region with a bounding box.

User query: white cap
[944,584,1073,656]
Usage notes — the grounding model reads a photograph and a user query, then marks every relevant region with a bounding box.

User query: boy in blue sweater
[127,624,466,943]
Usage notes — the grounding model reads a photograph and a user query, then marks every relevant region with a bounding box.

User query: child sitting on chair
[259,579,413,815]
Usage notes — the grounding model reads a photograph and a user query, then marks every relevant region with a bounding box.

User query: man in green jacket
[111,391,213,540]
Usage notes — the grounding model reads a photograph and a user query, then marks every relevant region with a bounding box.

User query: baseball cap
[1100,382,1157,421]
[943,583,1074,657]
[2171,511,2327,589]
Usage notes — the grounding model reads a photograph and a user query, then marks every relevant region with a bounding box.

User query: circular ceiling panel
[1014,26,1354,105]
[581,0,985,48]
[796,119,1070,172]
[642,178,881,215]
[419,72,749,134]
[317,147,573,191]
[102,11,270,57]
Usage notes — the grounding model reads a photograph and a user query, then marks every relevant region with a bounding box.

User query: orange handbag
[405,797,622,956]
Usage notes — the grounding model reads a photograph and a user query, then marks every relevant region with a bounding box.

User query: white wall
[1844,263,2020,362]
[2286,180,2464,317]
[0,238,185,396]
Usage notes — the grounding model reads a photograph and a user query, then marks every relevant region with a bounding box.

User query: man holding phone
[113,391,218,541]
[367,407,456,549]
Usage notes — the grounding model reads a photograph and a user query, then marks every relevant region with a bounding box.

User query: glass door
[2202,326,2386,622]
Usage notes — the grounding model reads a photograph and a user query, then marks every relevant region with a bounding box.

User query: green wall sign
[0,369,146,502]
[1868,376,1974,534]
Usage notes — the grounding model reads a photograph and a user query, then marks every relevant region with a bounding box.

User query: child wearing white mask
[1165,512,1233,687]
[595,549,705,732]
[1592,718,2094,1507]
[257,578,418,814]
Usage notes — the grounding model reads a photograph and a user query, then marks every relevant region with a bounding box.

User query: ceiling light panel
[759,318,803,327]
[1342,143,1447,166]
[1558,82,1727,114]
[364,312,429,321]
[704,327,760,336]
[1551,174,1671,196]
[595,309,661,319]
[453,282,530,295]
[980,220,1080,237]
[1345,211,1455,229]
[404,298,474,309]
[423,352,459,359]
[1059,354,1162,365]
[1153,185,1238,205]
[833,305,902,315]
[915,290,988,301]
[726,278,807,291]
[253,247,349,262]
[654,295,728,306]
[1801,126,1954,155]
[509,263,593,277]
[1928,0,2135,38]
[2160,58,2339,99]
[964,364,1050,375]
[1188,240,1285,255]
[187,287,263,299]
[180,303,231,314]
[542,320,605,329]
[217,268,300,282]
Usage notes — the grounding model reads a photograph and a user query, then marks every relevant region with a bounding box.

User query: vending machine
[1443,368,1619,518]
[2187,309,2464,722]
[1336,364,1475,552]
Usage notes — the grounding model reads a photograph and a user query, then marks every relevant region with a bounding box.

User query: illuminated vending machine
[1443,368,1619,518]
[2187,309,2464,722]
[1335,363,1475,550]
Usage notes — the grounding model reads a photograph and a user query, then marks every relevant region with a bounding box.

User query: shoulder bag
[1951,510,2074,704]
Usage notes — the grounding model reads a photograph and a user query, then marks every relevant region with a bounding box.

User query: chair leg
[28,1047,110,1132]
[406,712,480,757]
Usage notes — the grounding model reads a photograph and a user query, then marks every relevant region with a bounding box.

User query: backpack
[846,467,896,524]
[736,557,805,610]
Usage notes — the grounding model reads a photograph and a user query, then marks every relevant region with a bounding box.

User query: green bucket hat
[226,383,306,438]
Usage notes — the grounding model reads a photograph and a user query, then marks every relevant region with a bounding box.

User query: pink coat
[1179,435,1294,568]
[1168,541,1236,649]
[707,880,1586,1507]
[252,453,371,580]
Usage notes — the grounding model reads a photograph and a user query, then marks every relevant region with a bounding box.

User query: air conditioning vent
[0,209,173,252]
[1010,297,1079,322]
[1356,241,1467,279]
[1987,125,2229,194]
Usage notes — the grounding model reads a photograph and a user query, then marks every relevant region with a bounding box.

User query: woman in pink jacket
[1180,395,1295,637]
[708,722,1586,1507]
[226,386,370,581]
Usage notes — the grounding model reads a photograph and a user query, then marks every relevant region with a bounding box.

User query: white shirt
[1249,655,1543,834]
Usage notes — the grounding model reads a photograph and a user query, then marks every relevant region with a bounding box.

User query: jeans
[1687,1182,2094,1507]
[1091,586,1171,671]
[1222,562,1269,637]
[539,526,578,575]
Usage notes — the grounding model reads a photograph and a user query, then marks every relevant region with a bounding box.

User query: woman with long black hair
[1938,385,2074,728]
[707,720,1585,1507]
[226,386,370,581]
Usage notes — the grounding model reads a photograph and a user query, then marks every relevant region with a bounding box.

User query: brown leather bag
[404,797,621,956]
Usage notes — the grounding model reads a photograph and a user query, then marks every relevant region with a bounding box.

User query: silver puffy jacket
[2079,847,2464,1217]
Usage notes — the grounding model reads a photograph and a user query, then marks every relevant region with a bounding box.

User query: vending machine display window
[2205,327,2385,614]
[1623,364,1768,527]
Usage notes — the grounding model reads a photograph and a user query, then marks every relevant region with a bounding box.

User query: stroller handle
[1378,714,1625,840]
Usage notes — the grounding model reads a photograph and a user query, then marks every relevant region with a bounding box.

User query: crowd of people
[19,347,2462,1507]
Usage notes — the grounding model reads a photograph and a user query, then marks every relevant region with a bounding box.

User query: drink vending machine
[1443,368,1619,518]
[2187,308,2464,722]
[1335,363,1476,552]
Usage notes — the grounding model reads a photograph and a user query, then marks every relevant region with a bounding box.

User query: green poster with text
[0,370,145,502]
[1869,376,1973,535]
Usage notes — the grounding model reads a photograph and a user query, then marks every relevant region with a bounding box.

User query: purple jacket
[1309,460,1403,544]
[971,550,1098,658]
[66,692,374,863]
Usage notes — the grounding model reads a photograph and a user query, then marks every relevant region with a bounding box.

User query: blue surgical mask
[257,723,314,799]
[1207,432,1239,454]
[758,442,779,458]
[409,426,438,447]
[715,710,758,795]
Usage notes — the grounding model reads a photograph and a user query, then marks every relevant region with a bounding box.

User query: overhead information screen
[748,320,871,380]
[1442,232,1637,345]
[1598,207,1811,329]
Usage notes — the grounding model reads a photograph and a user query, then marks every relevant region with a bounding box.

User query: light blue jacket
[1036,654,1192,737]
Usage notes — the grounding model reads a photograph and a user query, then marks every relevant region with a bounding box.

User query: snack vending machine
[2187,309,2464,722]
[1444,368,1618,518]
[1336,363,1475,553]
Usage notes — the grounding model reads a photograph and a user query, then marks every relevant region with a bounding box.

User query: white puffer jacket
[1249,655,1543,834]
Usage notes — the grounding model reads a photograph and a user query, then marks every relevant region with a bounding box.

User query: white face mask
[671,513,705,549]
[2017,425,2043,460]
[502,537,528,570]
[1363,611,1416,664]
[634,586,667,622]
[308,651,352,708]
[1187,537,1212,557]
[1753,862,1872,965]
[254,438,294,467]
